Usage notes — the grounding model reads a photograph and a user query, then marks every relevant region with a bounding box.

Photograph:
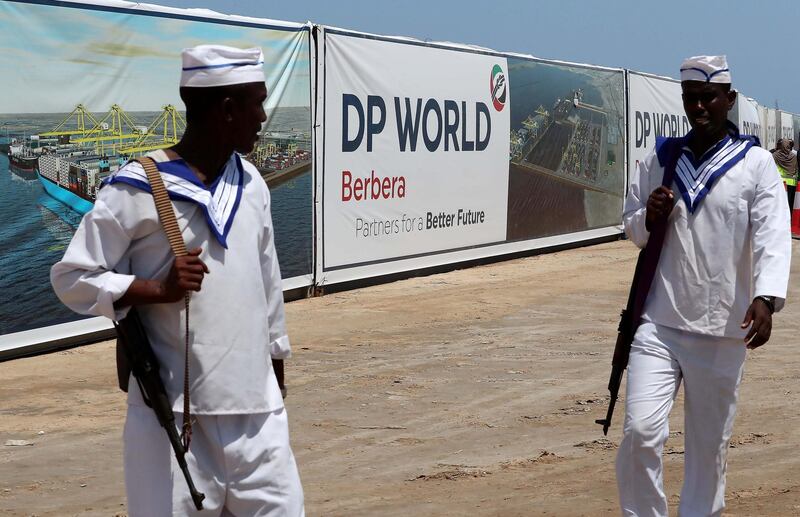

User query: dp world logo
[490,64,506,112]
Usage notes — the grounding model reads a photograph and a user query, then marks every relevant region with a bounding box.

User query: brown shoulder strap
[132,156,194,450]
[136,157,187,258]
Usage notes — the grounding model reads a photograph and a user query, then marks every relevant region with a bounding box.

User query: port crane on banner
[70,105,144,155]
[119,105,186,156]
[38,104,102,142]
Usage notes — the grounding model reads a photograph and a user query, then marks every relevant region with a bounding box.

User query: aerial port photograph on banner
[506,59,625,241]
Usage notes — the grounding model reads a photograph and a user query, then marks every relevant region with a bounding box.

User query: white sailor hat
[680,55,731,84]
[180,45,265,88]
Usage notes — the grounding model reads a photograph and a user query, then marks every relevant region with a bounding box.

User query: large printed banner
[758,105,768,147]
[766,108,777,150]
[733,95,762,142]
[0,0,313,336]
[322,32,510,270]
[626,73,687,171]
[321,30,626,283]
[780,111,794,141]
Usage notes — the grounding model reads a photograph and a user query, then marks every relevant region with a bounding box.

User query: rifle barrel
[162,408,206,510]
[595,366,623,435]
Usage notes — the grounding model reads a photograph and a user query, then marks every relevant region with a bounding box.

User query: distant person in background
[772,138,797,209]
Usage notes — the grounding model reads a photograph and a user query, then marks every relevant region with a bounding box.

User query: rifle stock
[115,310,206,511]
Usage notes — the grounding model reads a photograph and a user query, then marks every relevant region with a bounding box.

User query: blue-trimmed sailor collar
[102,152,244,248]
[658,122,757,214]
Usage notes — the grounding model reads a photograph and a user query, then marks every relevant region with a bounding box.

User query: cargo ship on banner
[8,142,39,179]
[38,152,125,215]
[29,103,188,215]
[13,103,308,215]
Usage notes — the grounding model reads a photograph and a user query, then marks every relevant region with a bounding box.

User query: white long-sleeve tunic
[624,143,791,338]
[51,153,290,414]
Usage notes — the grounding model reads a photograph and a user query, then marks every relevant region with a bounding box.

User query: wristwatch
[755,295,776,314]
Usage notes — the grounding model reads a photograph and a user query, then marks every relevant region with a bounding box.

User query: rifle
[113,157,205,510]
[115,310,206,510]
[594,249,645,435]
[595,138,681,435]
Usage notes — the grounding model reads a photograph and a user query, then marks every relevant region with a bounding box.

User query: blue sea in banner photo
[0,151,90,334]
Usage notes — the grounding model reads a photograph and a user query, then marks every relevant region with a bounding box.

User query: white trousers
[615,322,746,517]
[124,404,304,517]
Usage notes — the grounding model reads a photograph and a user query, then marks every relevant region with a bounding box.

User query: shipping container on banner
[316,27,626,285]
[0,0,315,354]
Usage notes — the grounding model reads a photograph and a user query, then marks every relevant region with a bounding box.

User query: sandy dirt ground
[2,239,799,516]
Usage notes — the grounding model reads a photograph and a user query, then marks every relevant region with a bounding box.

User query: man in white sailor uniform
[51,45,304,516]
[616,55,791,517]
